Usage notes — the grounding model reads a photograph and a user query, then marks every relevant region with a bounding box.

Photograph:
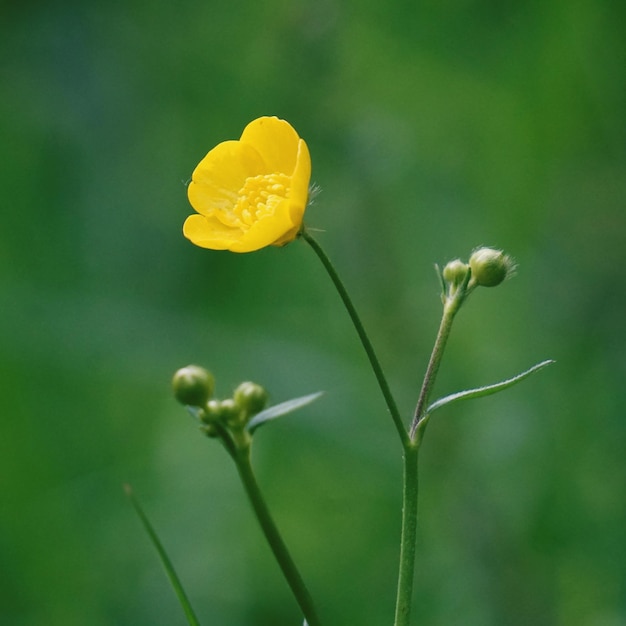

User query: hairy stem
[409,304,456,439]
[393,444,420,626]
[397,286,466,624]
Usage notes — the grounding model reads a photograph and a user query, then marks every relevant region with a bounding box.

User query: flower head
[184,116,311,252]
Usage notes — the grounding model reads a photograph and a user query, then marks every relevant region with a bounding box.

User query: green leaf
[247,391,324,434]
[124,484,201,626]
[425,359,555,418]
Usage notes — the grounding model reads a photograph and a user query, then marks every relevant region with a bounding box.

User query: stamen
[230,173,291,230]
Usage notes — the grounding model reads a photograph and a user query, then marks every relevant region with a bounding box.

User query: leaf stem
[301,229,409,447]
[234,447,322,626]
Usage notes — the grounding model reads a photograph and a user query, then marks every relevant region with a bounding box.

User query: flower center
[219,172,291,230]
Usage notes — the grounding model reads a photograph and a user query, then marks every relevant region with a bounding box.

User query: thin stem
[395,286,466,625]
[409,295,463,440]
[301,229,409,447]
[393,444,420,626]
[234,447,322,626]
[125,484,201,626]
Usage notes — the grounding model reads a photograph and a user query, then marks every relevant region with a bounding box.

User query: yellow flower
[184,116,311,253]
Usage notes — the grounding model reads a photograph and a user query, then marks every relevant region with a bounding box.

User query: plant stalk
[234,447,322,626]
[393,443,420,626]
[301,229,408,446]
[396,286,465,624]
[409,295,463,440]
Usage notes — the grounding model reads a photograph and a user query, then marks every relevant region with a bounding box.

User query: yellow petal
[272,138,311,246]
[184,198,296,253]
[187,140,266,217]
[290,138,312,216]
[183,214,241,250]
[237,196,297,252]
[239,117,301,175]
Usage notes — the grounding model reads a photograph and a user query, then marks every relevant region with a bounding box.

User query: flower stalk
[393,443,420,626]
[409,276,468,441]
[301,228,409,447]
[232,444,322,626]
[393,265,472,625]
[301,229,426,626]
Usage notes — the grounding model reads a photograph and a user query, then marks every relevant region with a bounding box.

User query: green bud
[442,259,469,286]
[172,365,214,407]
[218,398,241,424]
[234,381,268,418]
[200,399,222,425]
[200,400,239,435]
[469,247,515,287]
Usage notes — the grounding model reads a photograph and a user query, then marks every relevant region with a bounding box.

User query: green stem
[234,446,322,626]
[301,229,409,447]
[395,284,467,625]
[393,444,420,626]
[409,296,463,440]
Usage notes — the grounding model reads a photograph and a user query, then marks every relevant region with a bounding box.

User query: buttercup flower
[184,116,311,253]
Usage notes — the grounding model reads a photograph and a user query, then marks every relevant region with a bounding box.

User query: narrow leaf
[425,359,555,417]
[247,391,324,434]
[124,484,201,626]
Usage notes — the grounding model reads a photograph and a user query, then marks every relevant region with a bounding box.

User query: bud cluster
[441,247,515,296]
[437,247,516,315]
[172,365,268,440]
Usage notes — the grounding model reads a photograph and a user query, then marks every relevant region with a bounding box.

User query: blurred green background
[2,0,625,624]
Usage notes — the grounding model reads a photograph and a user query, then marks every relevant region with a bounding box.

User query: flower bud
[442,259,469,286]
[469,248,515,287]
[172,365,214,407]
[200,399,222,424]
[218,398,242,425]
[234,381,268,418]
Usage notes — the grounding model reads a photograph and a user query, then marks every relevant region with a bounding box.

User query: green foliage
[425,360,555,419]
[247,392,324,434]
[1,1,626,625]
[125,485,201,626]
